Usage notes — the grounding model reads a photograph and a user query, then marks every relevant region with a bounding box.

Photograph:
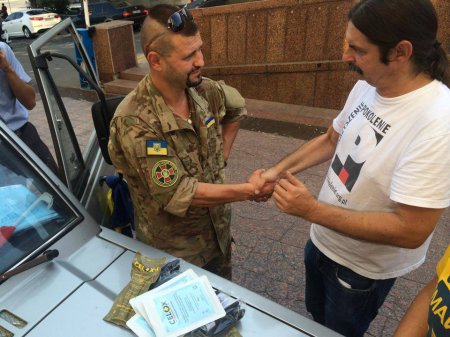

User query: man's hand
[0,49,13,73]
[247,169,275,201]
[273,171,318,217]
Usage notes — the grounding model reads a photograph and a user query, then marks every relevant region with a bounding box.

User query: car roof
[10,9,52,14]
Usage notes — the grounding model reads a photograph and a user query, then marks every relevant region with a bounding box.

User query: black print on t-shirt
[332,102,388,192]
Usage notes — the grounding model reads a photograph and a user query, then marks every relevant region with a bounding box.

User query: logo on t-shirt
[331,102,388,192]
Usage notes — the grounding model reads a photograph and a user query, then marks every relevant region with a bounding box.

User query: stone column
[92,20,137,83]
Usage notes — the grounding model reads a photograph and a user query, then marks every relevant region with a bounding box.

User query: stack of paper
[127,269,226,337]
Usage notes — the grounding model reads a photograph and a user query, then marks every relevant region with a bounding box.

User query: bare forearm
[305,201,441,248]
[191,182,254,207]
[4,67,36,110]
[222,121,240,161]
[394,276,437,337]
[267,126,338,179]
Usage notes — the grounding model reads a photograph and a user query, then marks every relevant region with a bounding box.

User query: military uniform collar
[139,75,212,134]
[140,75,181,133]
[186,86,211,122]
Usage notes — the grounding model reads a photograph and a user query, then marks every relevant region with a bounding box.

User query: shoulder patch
[204,116,215,128]
[152,160,178,187]
[147,140,168,156]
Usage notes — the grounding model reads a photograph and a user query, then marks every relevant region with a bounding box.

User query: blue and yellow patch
[204,116,215,128]
[152,160,178,187]
[147,140,168,156]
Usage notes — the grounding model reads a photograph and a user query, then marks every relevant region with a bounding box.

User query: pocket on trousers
[335,265,376,292]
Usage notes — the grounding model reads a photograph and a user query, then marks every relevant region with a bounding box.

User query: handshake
[245,168,318,220]
[246,168,279,202]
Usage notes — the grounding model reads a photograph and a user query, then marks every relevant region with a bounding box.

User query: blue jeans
[304,240,396,337]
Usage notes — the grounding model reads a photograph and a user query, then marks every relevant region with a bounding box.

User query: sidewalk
[29,88,450,337]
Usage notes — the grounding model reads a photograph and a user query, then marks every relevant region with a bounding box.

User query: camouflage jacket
[108,75,246,266]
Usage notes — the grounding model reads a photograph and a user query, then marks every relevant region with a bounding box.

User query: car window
[100,3,108,14]
[28,19,103,201]
[7,13,18,20]
[109,0,130,8]
[16,12,24,19]
[27,10,47,15]
[0,136,79,275]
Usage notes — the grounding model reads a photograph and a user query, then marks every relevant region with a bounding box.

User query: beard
[186,67,203,87]
[348,63,363,75]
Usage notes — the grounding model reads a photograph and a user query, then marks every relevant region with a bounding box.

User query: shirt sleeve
[4,43,31,83]
[436,245,450,277]
[109,116,198,218]
[219,81,247,124]
[390,126,450,209]
[197,78,247,124]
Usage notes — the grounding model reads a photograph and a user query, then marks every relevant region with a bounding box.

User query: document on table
[127,270,225,337]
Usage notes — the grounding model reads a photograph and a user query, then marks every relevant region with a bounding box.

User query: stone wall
[193,0,450,110]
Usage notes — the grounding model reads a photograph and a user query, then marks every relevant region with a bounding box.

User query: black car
[72,1,148,28]
[187,0,228,9]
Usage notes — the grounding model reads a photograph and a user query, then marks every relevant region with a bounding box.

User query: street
[7,21,144,90]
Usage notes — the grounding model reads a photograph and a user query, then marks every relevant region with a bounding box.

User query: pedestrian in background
[108,5,267,280]
[253,0,450,336]
[1,3,7,19]
[0,42,58,173]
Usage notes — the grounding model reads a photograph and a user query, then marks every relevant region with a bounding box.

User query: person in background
[394,244,450,337]
[1,3,7,20]
[253,0,450,336]
[108,4,267,280]
[0,42,58,173]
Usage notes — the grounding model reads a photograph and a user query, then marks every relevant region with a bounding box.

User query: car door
[12,12,25,35]
[27,18,115,224]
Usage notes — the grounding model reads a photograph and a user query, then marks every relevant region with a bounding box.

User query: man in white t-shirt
[253,0,450,336]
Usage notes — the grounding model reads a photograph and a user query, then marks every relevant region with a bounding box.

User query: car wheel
[23,26,33,38]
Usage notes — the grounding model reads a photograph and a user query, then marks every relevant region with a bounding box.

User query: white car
[1,9,61,39]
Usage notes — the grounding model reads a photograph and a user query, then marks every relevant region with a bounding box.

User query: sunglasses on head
[167,7,193,32]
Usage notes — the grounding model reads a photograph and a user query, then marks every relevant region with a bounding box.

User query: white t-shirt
[311,80,450,280]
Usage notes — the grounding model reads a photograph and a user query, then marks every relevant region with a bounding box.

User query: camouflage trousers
[203,241,232,280]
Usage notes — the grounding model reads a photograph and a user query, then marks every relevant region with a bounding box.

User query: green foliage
[37,0,70,13]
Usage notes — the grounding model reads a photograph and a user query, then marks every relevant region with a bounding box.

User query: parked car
[0,19,342,337]
[1,9,61,39]
[187,0,227,9]
[72,1,148,28]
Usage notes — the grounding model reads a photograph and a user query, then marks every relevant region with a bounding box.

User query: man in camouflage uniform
[108,4,265,279]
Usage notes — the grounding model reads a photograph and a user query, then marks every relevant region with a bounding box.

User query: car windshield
[0,137,79,275]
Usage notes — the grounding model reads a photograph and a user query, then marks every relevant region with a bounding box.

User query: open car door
[27,18,121,225]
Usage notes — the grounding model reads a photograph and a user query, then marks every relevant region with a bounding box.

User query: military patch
[147,140,168,156]
[152,160,178,187]
[204,116,215,128]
